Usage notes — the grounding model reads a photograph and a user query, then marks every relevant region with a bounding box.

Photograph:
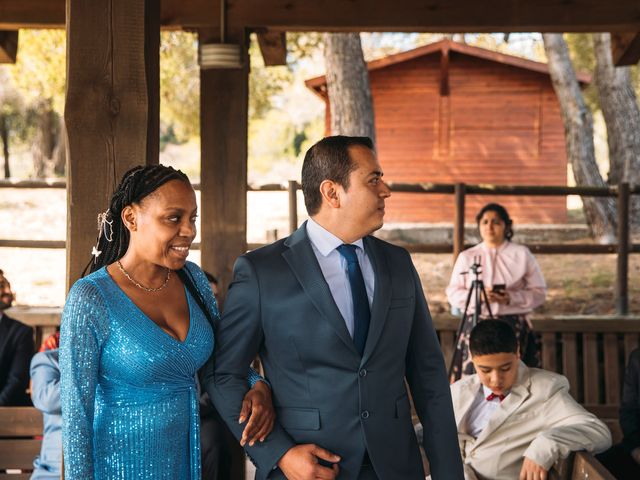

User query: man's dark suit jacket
[0,313,34,406]
[202,224,463,479]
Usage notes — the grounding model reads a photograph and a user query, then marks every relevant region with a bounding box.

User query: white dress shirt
[465,385,505,438]
[306,218,375,338]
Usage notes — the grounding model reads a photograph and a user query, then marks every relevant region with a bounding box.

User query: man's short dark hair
[469,320,518,356]
[301,135,374,216]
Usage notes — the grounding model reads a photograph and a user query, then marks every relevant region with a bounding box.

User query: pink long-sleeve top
[446,241,547,316]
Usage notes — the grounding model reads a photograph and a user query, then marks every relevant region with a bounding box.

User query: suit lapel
[473,362,531,446]
[282,225,360,358]
[455,376,483,430]
[361,237,391,364]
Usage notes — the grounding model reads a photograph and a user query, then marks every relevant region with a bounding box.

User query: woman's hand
[487,290,510,305]
[239,380,275,447]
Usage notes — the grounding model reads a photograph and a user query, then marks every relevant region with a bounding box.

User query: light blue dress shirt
[306,218,375,338]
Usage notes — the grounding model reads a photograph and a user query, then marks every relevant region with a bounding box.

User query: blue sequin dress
[60,261,259,479]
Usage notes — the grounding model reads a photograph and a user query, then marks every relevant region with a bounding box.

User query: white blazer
[450,363,612,480]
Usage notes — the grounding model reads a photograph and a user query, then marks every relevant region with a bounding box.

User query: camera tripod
[448,255,494,380]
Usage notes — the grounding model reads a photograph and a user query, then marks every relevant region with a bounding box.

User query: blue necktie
[337,244,370,356]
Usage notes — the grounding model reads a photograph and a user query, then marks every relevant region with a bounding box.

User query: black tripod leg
[449,283,476,379]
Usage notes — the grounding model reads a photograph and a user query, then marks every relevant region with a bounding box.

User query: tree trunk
[31,102,58,178]
[542,33,617,242]
[323,33,376,144]
[593,33,640,231]
[53,117,67,176]
[0,115,9,178]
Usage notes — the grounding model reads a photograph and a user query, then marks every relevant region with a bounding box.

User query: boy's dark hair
[469,320,518,356]
[301,135,374,216]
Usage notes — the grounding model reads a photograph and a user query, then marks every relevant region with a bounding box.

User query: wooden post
[145,0,160,164]
[288,180,298,233]
[65,0,158,289]
[453,182,466,260]
[616,182,630,315]
[199,29,249,299]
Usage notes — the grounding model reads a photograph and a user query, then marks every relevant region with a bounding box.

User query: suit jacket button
[361,410,370,419]
[359,369,367,377]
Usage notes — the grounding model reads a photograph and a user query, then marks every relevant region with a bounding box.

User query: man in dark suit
[203,136,463,479]
[0,269,34,406]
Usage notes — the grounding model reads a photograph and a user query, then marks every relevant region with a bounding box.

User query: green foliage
[159,31,200,143]
[8,30,66,114]
[249,34,293,120]
[286,33,323,65]
[0,71,33,146]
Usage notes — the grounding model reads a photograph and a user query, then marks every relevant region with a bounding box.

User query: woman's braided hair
[83,164,190,276]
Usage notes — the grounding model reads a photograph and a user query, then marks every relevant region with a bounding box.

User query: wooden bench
[435,315,640,444]
[5,306,60,350]
[0,407,43,479]
[550,451,616,480]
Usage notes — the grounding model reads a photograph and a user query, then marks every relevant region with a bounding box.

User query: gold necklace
[117,260,171,292]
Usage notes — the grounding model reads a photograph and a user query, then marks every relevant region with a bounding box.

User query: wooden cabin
[306,40,591,225]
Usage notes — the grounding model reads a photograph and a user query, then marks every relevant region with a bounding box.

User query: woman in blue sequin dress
[60,165,274,479]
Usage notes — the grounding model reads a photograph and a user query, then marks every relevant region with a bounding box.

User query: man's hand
[277,444,341,480]
[239,380,275,446]
[519,457,548,480]
[631,447,640,465]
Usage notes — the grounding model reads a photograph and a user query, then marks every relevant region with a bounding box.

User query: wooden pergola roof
[2,0,640,32]
[2,1,639,67]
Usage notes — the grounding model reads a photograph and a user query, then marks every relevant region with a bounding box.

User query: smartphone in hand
[491,284,506,293]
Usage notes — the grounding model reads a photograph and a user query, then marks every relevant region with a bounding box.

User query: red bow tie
[486,393,506,402]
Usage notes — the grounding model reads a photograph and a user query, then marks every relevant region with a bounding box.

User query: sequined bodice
[60,262,215,479]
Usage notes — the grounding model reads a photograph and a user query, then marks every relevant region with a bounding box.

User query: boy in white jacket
[450,320,611,480]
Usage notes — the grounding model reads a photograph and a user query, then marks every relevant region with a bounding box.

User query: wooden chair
[0,407,43,479]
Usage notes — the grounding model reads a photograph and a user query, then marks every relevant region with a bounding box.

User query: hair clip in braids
[91,209,114,262]
[97,209,114,242]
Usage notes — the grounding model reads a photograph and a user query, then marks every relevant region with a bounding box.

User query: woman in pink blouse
[446,203,547,381]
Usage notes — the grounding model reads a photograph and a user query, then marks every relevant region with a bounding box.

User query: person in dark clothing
[597,348,640,478]
[200,271,235,480]
[0,269,34,406]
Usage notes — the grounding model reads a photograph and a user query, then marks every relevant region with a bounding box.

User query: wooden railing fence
[1,179,638,313]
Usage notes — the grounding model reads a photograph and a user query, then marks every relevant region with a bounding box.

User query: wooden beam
[0,31,18,63]
[256,30,287,66]
[3,0,640,32]
[65,0,150,288]
[612,32,640,66]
